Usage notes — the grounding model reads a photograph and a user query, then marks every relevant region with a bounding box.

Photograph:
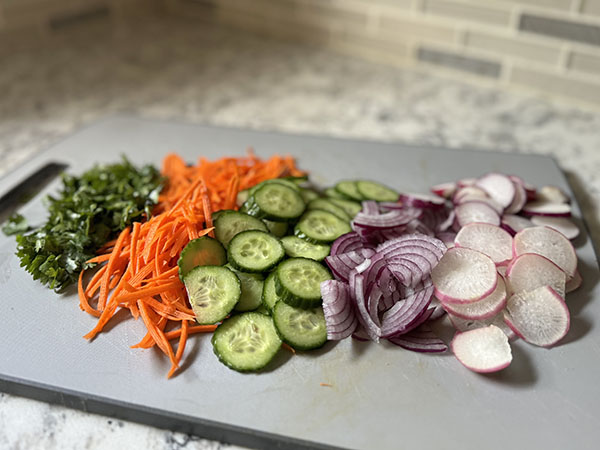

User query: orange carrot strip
[78,270,101,318]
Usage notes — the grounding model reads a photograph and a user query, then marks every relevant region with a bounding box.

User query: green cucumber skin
[262,271,280,313]
[334,180,363,201]
[294,210,352,244]
[274,258,332,310]
[227,230,285,273]
[246,184,306,222]
[184,265,241,325]
[273,301,327,351]
[280,236,330,262]
[211,312,282,372]
[214,210,268,248]
[177,236,227,281]
[307,199,351,222]
[356,180,399,202]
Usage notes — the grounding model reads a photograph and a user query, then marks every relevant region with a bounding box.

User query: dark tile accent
[49,5,110,30]
[416,46,501,78]
[520,13,600,47]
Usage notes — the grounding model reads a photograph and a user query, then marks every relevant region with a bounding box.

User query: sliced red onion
[399,192,446,209]
[321,280,358,340]
[361,200,380,216]
[351,272,381,342]
[325,248,376,282]
[429,297,447,320]
[388,325,448,353]
[353,208,421,230]
[436,231,456,248]
[437,209,455,233]
[380,283,434,338]
[351,326,370,341]
[330,231,375,256]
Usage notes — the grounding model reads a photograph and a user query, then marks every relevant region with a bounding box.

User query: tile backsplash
[207,0,600,108]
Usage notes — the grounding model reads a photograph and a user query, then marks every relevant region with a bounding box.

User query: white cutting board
[0,117,598,450]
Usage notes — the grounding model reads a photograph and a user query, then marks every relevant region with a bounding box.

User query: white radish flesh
[501,214,534,235]
[448,311,517,340]
[513,226,577,278]
[476,173,516,209]
[455,201,500,227]
[506,253,567,298]
[453,186,488,203]
[451,325,512,373]
[504,181,527,214]
[537,185,569,204]
[457,178,477,188]
[431,182,457,199]
[530,216,579,240]
[456,195,503,214]
[504,286,570,348]
[522,201,571,217]
[442,276,507,320]
[566,269,582,293]
[454,223,513,265]
[431,247,498,304]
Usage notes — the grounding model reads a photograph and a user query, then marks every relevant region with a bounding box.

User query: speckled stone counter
[1,14,600,450]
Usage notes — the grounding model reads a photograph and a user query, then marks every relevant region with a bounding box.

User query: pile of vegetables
[4,150,583,377]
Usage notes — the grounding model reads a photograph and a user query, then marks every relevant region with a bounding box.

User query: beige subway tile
[379,14,458,43]
[294,1,368,31]
[217,0,294,19]
[465,30,562,64]
[423,0,511,27]
[581,0,600,16]
[569,49,600,74]
[497,0,574,11]
[2,0,108,29]
[510,65,600,104]
[328,32,409,67]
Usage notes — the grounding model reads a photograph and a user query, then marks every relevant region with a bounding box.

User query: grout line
[508,4,522,31]
[558,43,572,73]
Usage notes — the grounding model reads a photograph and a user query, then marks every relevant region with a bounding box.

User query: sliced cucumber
[275,258,332,309]
[324,187,347,200]
[249,178,301,195]
[184,266,241,325]
[334,180,363,201]
[228,230,285,273]
[236,189,250,207]
[255,304,271,316]
[273,301,327,350]
[212,312,282,372]
[328,198,362,218]
[300,188,320,203]
[231,268,265,312]
[263,219,288,238]
[307,198,351,221]
[356,180,398,202]
[177,236,227,280]
[294,209,352,244]
[214,210,268,248]
[281,236,331,262]
[262,271,281,313]
[245,184,305,222]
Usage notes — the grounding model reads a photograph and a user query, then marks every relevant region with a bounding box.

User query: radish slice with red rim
[530,216,579,240]
[522,201,571,217]
[448,312,517,340]
[441,276,507,320]
[455,195,504,214]
[513,226,577,278]
[476,173,516,209]
[454,223,513,265]
[501,214,533,235]
[504,180,527,214]
[506,253,567,298]
[455,201,500,227]
[566,269,582,293]
[453,186,489,203]
[431,247,498,304]
[431,182,456,199]
[451,325,512,373]
[457,177,477,188]
[537,185,570,204]
[504,286,570,348]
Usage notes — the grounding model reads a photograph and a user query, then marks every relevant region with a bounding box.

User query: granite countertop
[1,14,600,450]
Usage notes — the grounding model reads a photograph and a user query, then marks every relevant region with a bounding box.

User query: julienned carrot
[78,150,304,378]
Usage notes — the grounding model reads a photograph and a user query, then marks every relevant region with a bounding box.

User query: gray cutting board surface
[1,117,599,450]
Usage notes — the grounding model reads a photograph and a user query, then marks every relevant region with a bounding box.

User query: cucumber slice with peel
[307,198,351,221]
[335,180,363,201]
[273,301,327,350]
[184,265,241,325]
[275,257,332,309]
[214,210,268,248]
[228,230,285,273]
[177,236,226,280]
[245,184,305,221]
[262,271,281,313]
[294,210,352,244]
[281,236,331,261]
[212,312,282,372]
[356,180,398,202]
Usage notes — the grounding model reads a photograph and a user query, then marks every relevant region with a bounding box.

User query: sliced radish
[504,181,527,214]
[453,186,488,203]
[537,185,569,204]
[431,182,457,199]
[476,173,516,209]
[455,201,500,227]
[455,195,503,214]
[457,177,477,188]
[522,201,571,217]
[497,266,507,277]
[505,253,567,298]
[501,214,533,235]
[451,325,512,373]
[513,226,577,278]
[504,286,570,348]
[566,269,582,293]
[399,193,446,209]
[530,216,579,240]
[431,247,497,304]
[441,276,507,320]
[454,223,513,265]
[448,311,516,340]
